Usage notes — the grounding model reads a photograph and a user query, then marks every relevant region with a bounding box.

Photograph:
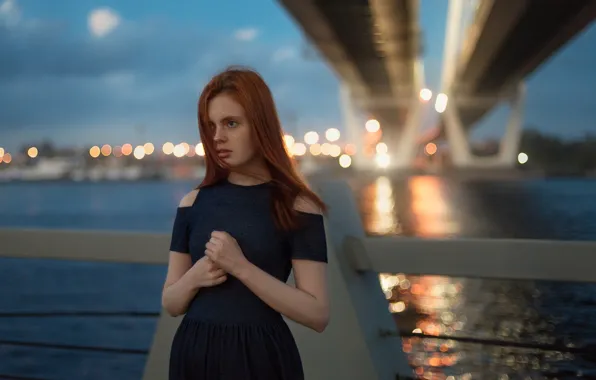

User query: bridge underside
[448,0,596,130]
[279,0,420,143]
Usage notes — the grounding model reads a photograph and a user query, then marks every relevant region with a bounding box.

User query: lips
[217,149,232,158]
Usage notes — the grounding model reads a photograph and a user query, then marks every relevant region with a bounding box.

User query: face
[207,93,258,168]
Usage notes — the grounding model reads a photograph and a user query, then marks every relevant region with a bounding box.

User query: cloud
[0,0,20,26]
[234,27,258,42]
[88,7,120,38]
[0,13,341,150]
[272,46,298,63]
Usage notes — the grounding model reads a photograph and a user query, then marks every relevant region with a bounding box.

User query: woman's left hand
[205,231,249,277]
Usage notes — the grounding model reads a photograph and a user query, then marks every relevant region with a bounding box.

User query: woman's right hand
[188,256,227,288]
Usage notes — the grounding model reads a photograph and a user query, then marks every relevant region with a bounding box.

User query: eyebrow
[210,115,244,123]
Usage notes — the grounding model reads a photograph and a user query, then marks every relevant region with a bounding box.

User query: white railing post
[292,180,413,379]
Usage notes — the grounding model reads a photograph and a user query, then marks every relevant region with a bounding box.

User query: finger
[210,275,227,285]
[210,269,226,278]
[204,249,215,259]
[209,235,223,245]
[205,241,217,251]
[211,231,229,240]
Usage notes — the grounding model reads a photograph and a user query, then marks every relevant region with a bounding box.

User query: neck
[227,158,271,186]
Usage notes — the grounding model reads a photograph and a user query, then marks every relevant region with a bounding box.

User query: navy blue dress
[168,178,327,380]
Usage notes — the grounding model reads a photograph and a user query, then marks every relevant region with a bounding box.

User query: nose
[213,125,227,143]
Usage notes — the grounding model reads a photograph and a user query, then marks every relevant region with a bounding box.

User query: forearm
[236,262,328,332]
[162,272,200,317]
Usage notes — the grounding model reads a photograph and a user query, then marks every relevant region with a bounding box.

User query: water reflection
[408,176,461,237]
[380,273,595,379]
[359,176,402,235]
[352,176,596,379]
[355,176,596,240]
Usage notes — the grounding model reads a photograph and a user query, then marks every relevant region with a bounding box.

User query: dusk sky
[1,0,595,152]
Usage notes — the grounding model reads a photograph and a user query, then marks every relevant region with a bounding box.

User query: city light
[325,128,341,142]
[425,142,438,156]
[27,147,38,158]
[133,145,145,160]
[89,146,100,158]
[122,144,133,156]
[419,88,433,102]
[339,154,351,168]
[376,153,390,168]
[344,144,357,156]
[435,93,448,113]
[101,144,112,157]
[283,134,295,150]
[195,143,205,156]
[144,143,155,155]
[365,119,380,133]
[518,152,528,164]
[329,144,342,157]
[1,153,12,164]
[113,146,122,157]
[375,142,388,155]
[180,142,190,156]
[309,143,322,156]
[173,144,186,158]
[292,142,307,156]
[304,131,319,145]
[163,142,174,155]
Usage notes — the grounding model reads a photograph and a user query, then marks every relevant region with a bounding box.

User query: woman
[161,67,329,380]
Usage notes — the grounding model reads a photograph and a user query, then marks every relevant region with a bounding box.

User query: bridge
[279,0,596,170]
[278,0,424,171]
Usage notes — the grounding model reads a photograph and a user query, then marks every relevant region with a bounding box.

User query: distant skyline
[1,0,595,152]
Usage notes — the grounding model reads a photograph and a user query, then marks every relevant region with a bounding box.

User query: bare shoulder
[293,194,323,215]
[178,189,200,208]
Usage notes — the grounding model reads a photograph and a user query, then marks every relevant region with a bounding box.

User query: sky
[0,0,595,152]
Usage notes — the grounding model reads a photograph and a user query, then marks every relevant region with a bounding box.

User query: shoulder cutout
[178,189,200,208]
[293,194,322,215]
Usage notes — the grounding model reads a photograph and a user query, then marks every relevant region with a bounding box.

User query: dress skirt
[169,317,304,380]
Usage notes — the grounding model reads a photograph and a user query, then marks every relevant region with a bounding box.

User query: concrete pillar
[498,82,526,166]
[443,100,473,167]
[443,82,526,168]
[393,60,424,170]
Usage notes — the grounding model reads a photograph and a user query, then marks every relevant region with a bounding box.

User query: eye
[226,120,238,128]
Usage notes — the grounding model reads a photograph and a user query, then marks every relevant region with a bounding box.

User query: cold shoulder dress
[168,178,328,380]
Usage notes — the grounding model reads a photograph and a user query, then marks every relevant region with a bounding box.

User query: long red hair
[196,66,326,231]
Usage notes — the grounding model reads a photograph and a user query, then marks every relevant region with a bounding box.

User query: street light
[365,119,380,133]
[435,93,448,113]
[419,88,432,102]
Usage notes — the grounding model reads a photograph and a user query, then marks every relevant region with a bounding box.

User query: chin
[218,158,242,168]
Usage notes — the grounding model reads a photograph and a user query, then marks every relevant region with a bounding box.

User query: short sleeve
[290,212,328,263]
[169,207,190,254]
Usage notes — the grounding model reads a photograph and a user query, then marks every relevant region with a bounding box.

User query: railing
[2,179,596,379]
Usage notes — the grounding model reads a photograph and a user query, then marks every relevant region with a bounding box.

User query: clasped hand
[204,231,248,277]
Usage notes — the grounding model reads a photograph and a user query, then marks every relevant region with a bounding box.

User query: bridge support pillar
[498,82,526,166]
[444,82,526,168]
[339,83,373,171]
[392,60,424,170]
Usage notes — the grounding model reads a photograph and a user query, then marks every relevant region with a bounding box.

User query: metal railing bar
[0,311,160,318]
[347,236,596,283]
[0,340,149,355]
[381,329,592,353]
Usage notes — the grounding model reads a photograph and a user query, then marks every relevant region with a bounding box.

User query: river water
[0,177,595,379]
